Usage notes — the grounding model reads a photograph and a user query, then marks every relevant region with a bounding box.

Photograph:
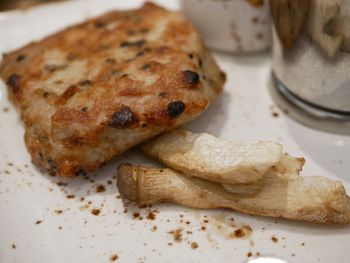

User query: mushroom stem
[117,163,350,224]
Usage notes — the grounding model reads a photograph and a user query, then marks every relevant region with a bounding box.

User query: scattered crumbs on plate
[247,251,253,258]
[191,242,198,249]
[271,236,278,243]
[35,220,43,225]
[110,254,118,261]
[151,225,157,232]
[168,228,183,243]
[96,184,106,193]
[11,244,16,249]
[91,208,101,216]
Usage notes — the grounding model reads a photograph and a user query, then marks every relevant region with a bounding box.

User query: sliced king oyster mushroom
[270,0,310,48]
[308,0,344,58]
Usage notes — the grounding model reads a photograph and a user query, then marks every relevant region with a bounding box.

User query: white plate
[0,1,350,263]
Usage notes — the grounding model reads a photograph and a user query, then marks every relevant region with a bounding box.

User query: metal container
[181,0,271,53]
[270,0,350,134]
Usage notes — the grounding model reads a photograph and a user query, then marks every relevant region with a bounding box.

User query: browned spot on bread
[7,74,21,93]
[167,101,185,118]
[120,40,146,48]
[56,85,79,104]
[108,106,137,128]
[182,70,200,86]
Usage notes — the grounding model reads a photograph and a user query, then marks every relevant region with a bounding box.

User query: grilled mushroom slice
[270,0,310,48]
[308,0,344,58]
[117,164,350,224]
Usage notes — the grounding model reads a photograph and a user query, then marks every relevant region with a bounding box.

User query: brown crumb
[66,195,75,199]
[168,228,183,243]
[232,229,245,238]
[186,231,193,235]
[96,184,106,193]
[4,170,10,174]
[291,253,296,257]
[146,211,156,220]
[133,212,142,220]
[256,252,261,256]
[200,226,206,231]
[247,252,253,257]
[55,209,63,215]
[3,107,9,112]
[168,242,173,246]
[301,242,305,246]
[110,254,119,261]
[107,180,112,185]
[57,182,68,186]
[191,242,198,249]
[11,244,16,249]
[58,226,63,230]
[151,225,157,232]
[35,220,42,225]
[80,197,85,202]
[230,225,252,239]
[91,209,101,216]
[271,236,278,243]
[272,111,279,118]
[7,162,13,166]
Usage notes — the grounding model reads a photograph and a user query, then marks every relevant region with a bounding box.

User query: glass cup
[270,0,350,134]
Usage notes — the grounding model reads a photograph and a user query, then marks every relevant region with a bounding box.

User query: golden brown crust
[0,2,225,177]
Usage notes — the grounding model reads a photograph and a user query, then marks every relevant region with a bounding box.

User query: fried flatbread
[0,2,225,177]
